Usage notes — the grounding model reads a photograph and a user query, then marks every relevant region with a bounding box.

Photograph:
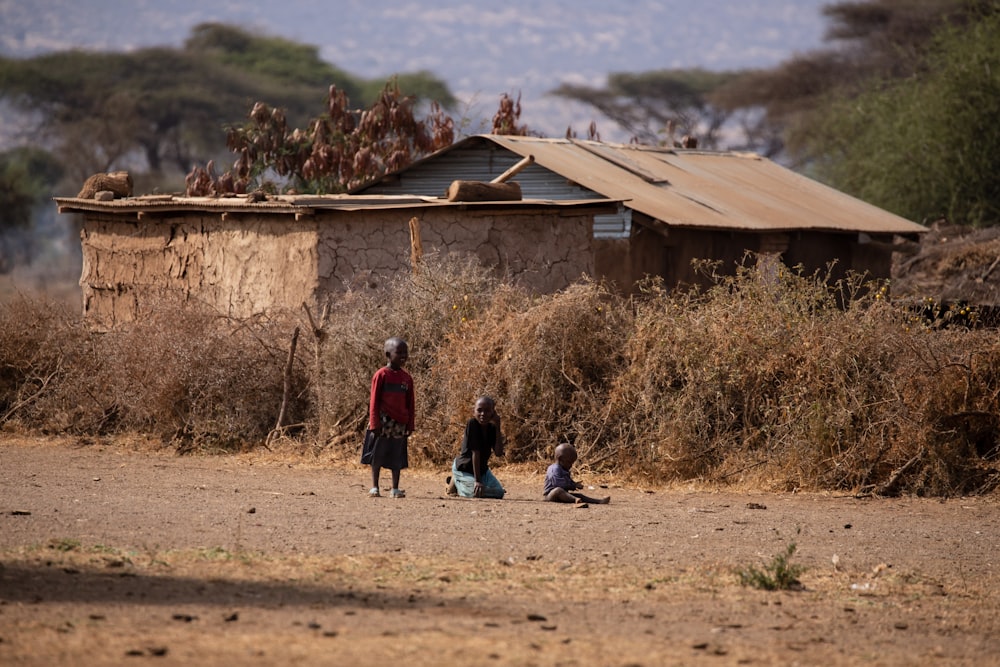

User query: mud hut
[55,193,617,328]
[354,135,928,291]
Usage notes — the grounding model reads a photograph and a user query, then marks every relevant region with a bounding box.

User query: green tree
[708,0,989,165]
[0,147,64,271]
[551,69,739,148]
[809,11,1000,226]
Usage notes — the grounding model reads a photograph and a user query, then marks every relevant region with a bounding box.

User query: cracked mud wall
[79,207,594,327]
[80,213,320,327]
[316,208,593,294]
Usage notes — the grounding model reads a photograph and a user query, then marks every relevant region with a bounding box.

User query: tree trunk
[446,180,522,202]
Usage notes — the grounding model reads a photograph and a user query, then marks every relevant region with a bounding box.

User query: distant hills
[2,0,830,138]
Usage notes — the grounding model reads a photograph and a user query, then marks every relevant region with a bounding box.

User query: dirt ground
[1,437,998,666]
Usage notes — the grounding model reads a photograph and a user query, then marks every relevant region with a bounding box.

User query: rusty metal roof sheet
[410,135,926,236]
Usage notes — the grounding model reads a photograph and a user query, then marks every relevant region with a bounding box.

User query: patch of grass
[196,546,234,561]
[47,538,81,552]
[736,542,805,591]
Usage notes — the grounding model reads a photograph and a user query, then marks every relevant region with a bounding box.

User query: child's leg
[452,464,476,498]
[391,467,401,490]
[573,492,611,504]
[479,469,505,499]
[545,488,580,503]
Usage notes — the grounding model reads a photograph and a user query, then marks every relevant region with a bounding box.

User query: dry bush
[4,254,999,496]
[887,328,1000,495]
[0,295,83,430]
[601,260,1000,495]
[600,262,842,483]
[427,279,630,465]
[93,298,307,451]
[313,253,501,459]
[1,293,307,450]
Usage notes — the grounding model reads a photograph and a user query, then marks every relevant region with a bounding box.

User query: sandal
[368,487,381,497]
[390,488,406,499]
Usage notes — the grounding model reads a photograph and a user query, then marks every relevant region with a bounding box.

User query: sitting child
[543,443,610,504]
[448,396,506,499]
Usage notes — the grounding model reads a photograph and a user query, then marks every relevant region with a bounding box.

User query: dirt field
[1,436,999,667]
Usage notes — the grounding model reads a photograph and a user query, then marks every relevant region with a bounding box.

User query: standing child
[543,443,610,504]
[365,337,415,498]
[449,396,505,499]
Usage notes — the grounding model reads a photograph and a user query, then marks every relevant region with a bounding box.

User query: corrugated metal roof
[362,135,926,236]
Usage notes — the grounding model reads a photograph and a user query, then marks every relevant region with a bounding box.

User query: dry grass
[2,254,999,495]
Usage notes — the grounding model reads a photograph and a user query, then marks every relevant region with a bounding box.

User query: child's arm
[368,372,382,434]
[491,411,505,456]
[471,449,485,497]
[406,381,416,435]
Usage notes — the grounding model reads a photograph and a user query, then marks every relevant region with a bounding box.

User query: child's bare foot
[598,496,611,504]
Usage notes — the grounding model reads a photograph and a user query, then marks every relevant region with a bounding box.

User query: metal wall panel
[360,147,631,238]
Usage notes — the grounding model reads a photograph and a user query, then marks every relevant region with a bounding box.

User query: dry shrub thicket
[0,293,306,452]
[2,255,999,496]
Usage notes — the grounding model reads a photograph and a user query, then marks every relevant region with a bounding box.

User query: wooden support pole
[409,216,423,273]
[490,154,534,183]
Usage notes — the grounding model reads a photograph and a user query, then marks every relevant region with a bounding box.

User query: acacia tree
[0,23,455,186]
[551,69,738,148]
[0,147,64,271]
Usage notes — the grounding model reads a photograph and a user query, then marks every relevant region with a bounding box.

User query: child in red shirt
[364,337,415,498]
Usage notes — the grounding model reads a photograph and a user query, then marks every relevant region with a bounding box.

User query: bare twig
[875,447,926,497]
[275,326,300,430]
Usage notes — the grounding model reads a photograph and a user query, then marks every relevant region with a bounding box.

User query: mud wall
[79,207,594,327]
[315,207,593,294]
[80,213,320,327]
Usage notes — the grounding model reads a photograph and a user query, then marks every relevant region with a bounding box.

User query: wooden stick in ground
[269,325,300,447]
[302,300,331,441]
[409,216,423,273]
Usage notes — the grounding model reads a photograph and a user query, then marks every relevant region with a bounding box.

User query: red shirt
[368,365,415,432]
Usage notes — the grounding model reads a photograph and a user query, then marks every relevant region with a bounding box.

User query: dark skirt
[362,432,408,471]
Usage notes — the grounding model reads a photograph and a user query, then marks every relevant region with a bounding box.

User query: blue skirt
[451,460,504,499]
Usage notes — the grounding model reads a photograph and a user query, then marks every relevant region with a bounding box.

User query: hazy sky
[2,0,833,137]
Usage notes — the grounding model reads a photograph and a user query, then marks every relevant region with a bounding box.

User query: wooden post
[303,300,331,442]
[409,216,423,273]
[267,325,300,448]
[491,154,534,183]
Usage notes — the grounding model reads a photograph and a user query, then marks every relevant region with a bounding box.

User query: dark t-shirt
[453,418,498,475]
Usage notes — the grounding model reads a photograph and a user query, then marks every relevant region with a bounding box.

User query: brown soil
[1,436,999,666]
